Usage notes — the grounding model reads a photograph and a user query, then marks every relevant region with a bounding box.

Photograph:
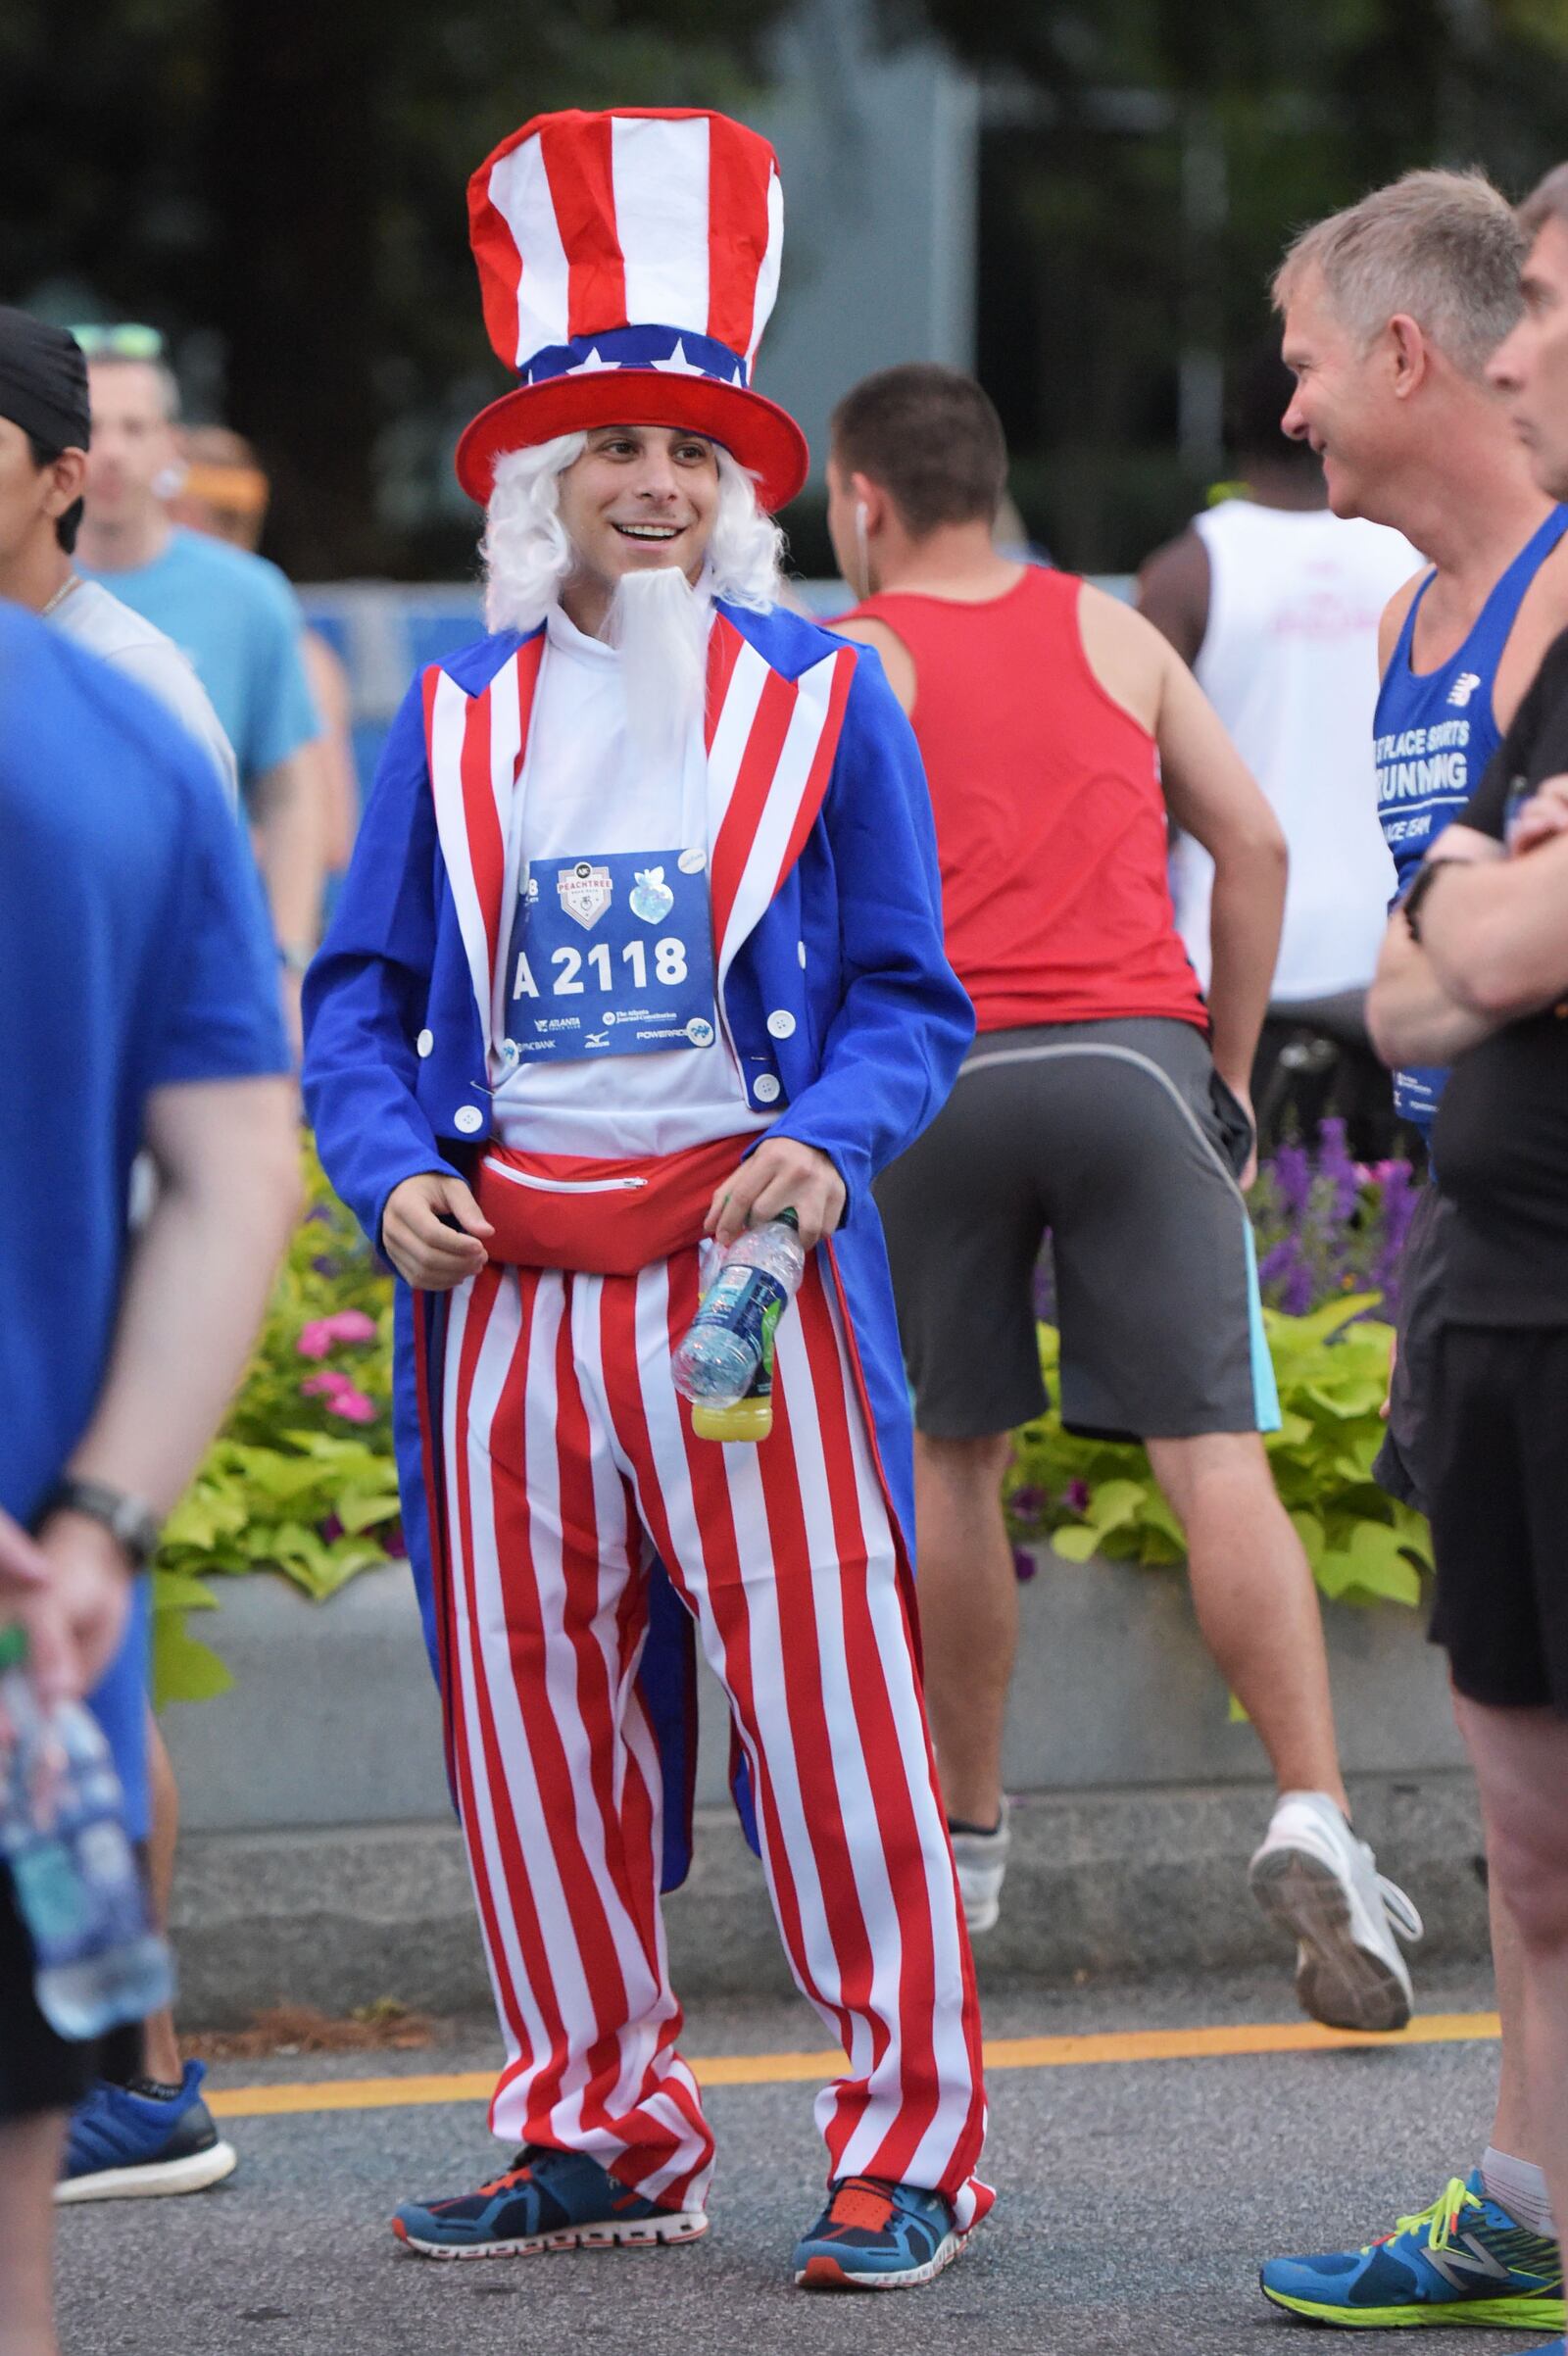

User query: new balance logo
[1424,2234,1514,2291]
[1447,672,1483,708]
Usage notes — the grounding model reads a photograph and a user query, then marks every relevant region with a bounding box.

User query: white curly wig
[481,431,786,634]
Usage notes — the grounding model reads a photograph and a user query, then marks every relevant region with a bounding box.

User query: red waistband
[472,1135,755,1277]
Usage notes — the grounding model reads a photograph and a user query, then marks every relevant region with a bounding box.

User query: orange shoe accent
[801,2254,852,2286]
[391,2218,409,2243]
[826,2179,897,2233]
[475,2163,533,2198]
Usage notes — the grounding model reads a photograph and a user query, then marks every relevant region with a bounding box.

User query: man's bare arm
[1420,822,1568,1019]
[1134,527,1209,668]
[1364,824,1503,1068]
[1148,638,1287,1104]
[250,747,326,1049]
[32,1076,299,1693]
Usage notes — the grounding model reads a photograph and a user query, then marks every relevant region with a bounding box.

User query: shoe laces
[1376,1874,1424,1944]
[827,2176,898,2233]
[476,2144,546,2198]
[1370,2178,1477,2254]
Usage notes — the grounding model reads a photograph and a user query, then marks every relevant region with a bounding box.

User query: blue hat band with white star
[521,324,750,392]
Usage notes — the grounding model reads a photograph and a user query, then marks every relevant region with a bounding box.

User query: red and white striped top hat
[457,107,809,513]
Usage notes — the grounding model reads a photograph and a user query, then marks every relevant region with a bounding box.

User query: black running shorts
[875,1017,1279,1443]
[1426,1322,1568,1715]
[1372,1182,1454,1517]
[0,1866,139,2122]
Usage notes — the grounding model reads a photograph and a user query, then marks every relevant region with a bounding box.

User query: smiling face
[1279,268,1399,520]
[1489,216,1568,503]
[556,423,721,601]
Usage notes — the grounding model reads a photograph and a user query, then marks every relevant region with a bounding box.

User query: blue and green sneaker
[391,2145,708,2260]
[1260,2172,1563,2329]
[793,2176,971,2291]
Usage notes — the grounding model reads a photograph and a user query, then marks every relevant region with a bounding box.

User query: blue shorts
[87,1578,151,1841]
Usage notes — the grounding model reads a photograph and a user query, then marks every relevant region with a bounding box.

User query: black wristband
[1401,859,1453,945]
[39,1478,161,1572]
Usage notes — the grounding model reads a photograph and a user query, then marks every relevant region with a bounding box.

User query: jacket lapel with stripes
[422,608,857,1045]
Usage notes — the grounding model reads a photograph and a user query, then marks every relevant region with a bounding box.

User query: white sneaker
[949,1796,1010,1936]
[1249,1791,1424,2033]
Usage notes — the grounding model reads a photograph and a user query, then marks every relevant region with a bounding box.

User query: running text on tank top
[1374,503,1568,1126]
[842,567,1206,1034]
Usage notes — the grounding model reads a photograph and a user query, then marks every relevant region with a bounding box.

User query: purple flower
[1317,1116,1360,1223]
[1012,1547,1037,1584]
[1282,1252,1317,1316]
[1063,1478,1090,1514]
[1258,1235,1300,1294]
[1007,1485,1048,1523]
[1272,1141,1312,1218]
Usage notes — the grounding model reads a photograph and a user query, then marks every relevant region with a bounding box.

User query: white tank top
[1170,498,1420,1003]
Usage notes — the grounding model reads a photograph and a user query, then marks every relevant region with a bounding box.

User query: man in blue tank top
[1259,169,1568,2334]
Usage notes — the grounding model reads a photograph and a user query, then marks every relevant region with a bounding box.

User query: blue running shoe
[1260,2172,1564,2329]
[391,2145,709,2261]
[793,2176,971,2291]
[56,2063,237,2204]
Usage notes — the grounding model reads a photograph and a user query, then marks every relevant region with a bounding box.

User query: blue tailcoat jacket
[303,597,973,1884]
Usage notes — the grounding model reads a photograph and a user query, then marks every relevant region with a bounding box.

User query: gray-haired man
[1260,167,1568,2334]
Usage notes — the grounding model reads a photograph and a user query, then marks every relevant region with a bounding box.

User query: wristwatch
[1400,859,1453,944]
[39,1478,162,1572]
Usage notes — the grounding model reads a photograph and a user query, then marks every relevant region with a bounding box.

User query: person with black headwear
[0,306,235,804]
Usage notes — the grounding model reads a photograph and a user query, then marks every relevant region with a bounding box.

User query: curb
[171,1770,1486,2027]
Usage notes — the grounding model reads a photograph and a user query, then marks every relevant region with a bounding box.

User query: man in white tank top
[1141,349,1418,1146]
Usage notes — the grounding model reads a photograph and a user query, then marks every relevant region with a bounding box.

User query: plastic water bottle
[672,1209,806,1443]
[0,1627,172,2038]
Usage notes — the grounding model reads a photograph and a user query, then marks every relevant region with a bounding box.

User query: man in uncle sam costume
[304,106,991,2289]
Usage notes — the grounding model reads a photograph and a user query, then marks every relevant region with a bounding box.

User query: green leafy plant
[150,1142,400,1706]
[1005,1297,1433,1611]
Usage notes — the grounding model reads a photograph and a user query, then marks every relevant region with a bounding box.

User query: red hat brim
[455,371,809,512]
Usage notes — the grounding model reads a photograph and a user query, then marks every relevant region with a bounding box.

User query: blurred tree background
[899,0,1568,567]
[0,0,791,576]
[6,0,1568,579]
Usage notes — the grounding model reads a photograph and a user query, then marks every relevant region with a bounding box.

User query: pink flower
[297,1309,378,1359]
[325,1386,377,1425]
[300,1369,377,1421]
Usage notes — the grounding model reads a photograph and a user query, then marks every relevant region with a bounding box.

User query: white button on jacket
[753,1073,782,1104]
[766,1009,797,1040]
[416,1029,434,1057]
[454,1104,484,1134]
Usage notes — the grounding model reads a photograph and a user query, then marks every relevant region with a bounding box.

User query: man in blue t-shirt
[0,604,297,2355]
[74,338,324,1037]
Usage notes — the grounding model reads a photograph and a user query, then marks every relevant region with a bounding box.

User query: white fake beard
[602,563,711,763]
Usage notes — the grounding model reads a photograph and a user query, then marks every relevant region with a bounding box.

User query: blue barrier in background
[299,576,1134,824]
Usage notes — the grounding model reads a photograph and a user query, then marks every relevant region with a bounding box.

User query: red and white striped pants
[433,1246,990,2223]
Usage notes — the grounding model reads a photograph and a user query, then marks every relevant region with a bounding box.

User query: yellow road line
[206,2010,1499,2121]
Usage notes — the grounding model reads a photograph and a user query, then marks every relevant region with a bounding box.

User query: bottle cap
[777,1207,800,1231]
[0,1625,27,1674]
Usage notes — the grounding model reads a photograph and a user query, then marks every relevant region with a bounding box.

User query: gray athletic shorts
[875,1018,1281,1443]
[1372,1181,1452,1517]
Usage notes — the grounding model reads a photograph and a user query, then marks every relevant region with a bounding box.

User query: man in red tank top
[830,364,1421,2036]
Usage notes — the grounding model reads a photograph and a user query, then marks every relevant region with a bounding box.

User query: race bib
[500,846,718,1063]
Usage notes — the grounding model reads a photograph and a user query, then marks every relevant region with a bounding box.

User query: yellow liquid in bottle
[690,1393,774,1444]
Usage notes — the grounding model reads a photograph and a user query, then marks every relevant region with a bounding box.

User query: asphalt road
[57,1963,1536,2356]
